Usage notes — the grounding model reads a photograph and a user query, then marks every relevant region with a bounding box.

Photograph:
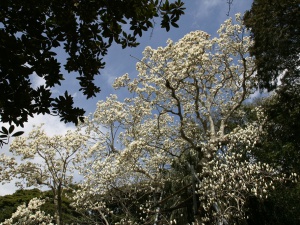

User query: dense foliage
[254,86,300,174]
[0,0,185,126]
[244,0,300,90]
[245,85,300,225]
[244,2,300,223]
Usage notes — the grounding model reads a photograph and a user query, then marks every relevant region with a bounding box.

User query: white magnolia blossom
[198,129,281,224]
[0,198,54,225]
[7,124,88,189]
[0,153,17,183]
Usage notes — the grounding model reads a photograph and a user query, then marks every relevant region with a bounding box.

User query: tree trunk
[53,185,63,225]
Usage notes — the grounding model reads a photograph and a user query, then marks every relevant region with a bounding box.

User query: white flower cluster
[1,198,54,225]
[0,153,17,183]
[113,73,131,90]
[197,151,281,223]
[5,124,88,189]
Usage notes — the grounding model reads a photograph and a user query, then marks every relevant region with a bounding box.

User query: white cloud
[0,181,20,196]
[192,0,225,21]
[30,73,46,89]
[25,114,75,136]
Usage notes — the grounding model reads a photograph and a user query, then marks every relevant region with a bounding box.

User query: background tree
[2,125,87,225]
[0,0,185,126]
[244,0,300,90]
[244,1,300,223]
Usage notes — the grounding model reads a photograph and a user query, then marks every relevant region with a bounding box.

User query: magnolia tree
[0,198,54,225]
[1,125,87,225]
[73,14,289,224]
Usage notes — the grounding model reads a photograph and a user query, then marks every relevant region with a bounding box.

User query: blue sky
[1,0,253,195]
[54,0,254,116]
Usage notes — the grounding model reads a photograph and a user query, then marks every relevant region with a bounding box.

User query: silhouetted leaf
[1,126,8,135]
[12,131,24,137]
[0,134,8,139]
[8,125,15,134]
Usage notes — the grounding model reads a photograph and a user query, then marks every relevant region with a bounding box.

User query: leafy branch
[0,125,24,148]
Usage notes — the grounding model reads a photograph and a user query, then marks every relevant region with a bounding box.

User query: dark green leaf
[171,22,179,28]
[1,127,8,135]
[11,131,24,137]
[8,125,15,134]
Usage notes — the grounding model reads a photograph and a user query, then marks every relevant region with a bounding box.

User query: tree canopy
[0,0,185,126]
[244,0,300,90]
[71,15,289,224]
